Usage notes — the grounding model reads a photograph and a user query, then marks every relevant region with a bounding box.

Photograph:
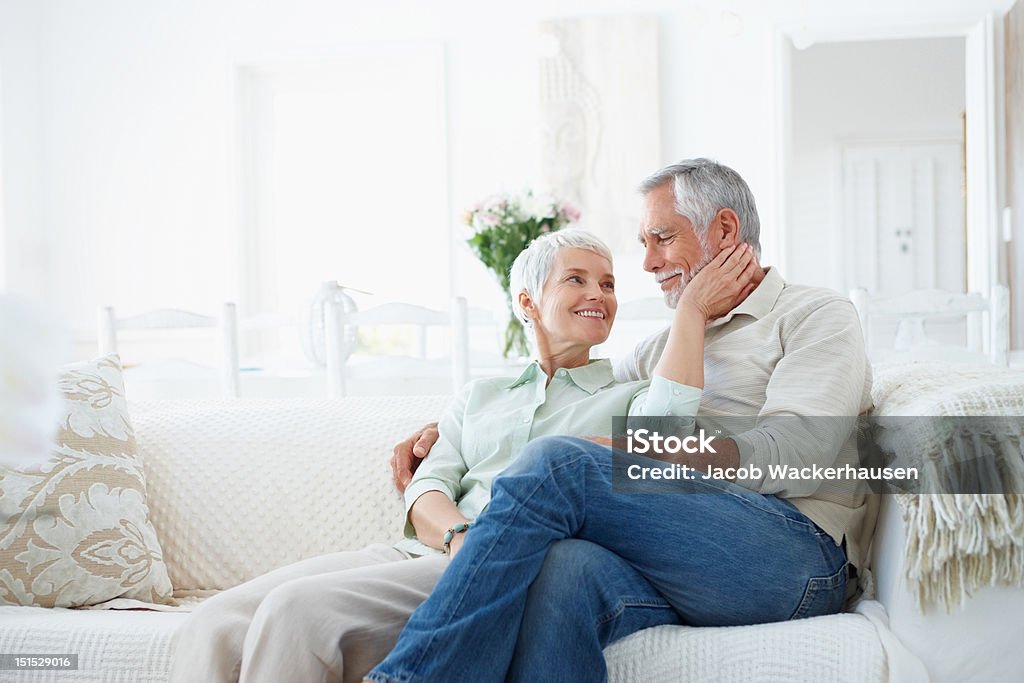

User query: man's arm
[730,299,869,496]
[391,423,439,493]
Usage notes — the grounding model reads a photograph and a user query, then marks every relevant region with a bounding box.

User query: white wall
[788,37,966,291]
[0,0,45,299]
[645,8,785,286]
[0,0,789,352]
[0,0,1012,359]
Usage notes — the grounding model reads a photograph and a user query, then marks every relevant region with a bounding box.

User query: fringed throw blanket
[870,361,1024,612]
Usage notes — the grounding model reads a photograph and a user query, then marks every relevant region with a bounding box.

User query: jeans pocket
[788,563,848,621]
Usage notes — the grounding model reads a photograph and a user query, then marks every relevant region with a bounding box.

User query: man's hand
[681,244,759,322]
[582,436,614,447]
[391,422,439,493]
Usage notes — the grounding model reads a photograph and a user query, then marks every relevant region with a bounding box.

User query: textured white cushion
[130,396,452,591]
[0,605,186,682]
[0,607,884,683]
[606,614,885,682]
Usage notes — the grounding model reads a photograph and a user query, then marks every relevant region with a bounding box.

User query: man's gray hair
[639,158,761,257]
[509,229,613,326]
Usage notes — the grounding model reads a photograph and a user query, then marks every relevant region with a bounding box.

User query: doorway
[785,37,967,296]
[841,140,964,296]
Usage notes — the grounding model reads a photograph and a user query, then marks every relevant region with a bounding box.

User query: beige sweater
[615,268,876,571]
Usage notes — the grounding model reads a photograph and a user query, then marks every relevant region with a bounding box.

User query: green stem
[502,312,530,359]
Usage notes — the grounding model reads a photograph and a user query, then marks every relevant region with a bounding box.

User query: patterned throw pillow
[0,355,173,607]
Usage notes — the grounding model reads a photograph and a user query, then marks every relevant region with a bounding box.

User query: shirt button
[522,417,530,423]
[672,388,680,396]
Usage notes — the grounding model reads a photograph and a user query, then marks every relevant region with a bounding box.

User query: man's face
[638,183,714,308]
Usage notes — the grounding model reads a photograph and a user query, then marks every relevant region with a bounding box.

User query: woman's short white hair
[509,229,613,326]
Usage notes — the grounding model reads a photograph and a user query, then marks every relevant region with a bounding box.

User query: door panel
[842,142,964,296]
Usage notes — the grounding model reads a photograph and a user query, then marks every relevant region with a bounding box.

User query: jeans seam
[596,599,675,626]
[788,563,848,621]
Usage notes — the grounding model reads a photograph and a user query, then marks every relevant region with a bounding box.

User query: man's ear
[518,291,536,322]
[711,208,741,250]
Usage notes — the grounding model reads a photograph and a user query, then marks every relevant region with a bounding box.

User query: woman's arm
[625,244,758,454]
[401,386,473,545]
[654,244,756,388]
[408,491,471,555]
[652,302,708,389]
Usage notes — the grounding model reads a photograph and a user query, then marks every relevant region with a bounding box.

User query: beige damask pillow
[0,355,173,607]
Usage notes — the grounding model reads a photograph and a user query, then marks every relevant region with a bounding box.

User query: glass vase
[502,313,530,359]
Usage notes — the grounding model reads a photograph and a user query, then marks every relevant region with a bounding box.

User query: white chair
[228,311,311,397]
[230,282,360,399]
[324,297,472,398]
[97,303,240,398]
[849,286,1009,366]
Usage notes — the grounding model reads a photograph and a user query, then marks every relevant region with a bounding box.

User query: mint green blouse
[396,359,701,556]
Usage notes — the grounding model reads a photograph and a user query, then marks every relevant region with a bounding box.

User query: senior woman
[170,228,752,683]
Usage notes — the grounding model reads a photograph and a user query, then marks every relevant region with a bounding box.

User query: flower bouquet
[465,191,581,358]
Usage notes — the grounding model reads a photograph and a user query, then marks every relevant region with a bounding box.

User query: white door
[842,142,964,296]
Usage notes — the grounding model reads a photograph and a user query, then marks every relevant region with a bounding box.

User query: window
[237,45,450,319]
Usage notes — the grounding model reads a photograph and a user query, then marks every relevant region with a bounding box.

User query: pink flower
[558,201,581,223]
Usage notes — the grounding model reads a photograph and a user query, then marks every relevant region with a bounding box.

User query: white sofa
[1,368,1022,682]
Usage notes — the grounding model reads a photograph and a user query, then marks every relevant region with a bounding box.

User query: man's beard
[663,249,714,308]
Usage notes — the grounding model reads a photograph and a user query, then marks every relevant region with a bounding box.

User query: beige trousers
[168,544,448,683]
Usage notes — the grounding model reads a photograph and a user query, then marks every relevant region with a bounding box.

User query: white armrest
[870,496,1024,682]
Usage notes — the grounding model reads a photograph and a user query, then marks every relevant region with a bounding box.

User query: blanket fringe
[898,493,1024,612]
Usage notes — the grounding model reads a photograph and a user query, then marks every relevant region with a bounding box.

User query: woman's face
[528,247,617,349]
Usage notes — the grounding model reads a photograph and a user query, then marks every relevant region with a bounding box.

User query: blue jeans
[367,436,848,683]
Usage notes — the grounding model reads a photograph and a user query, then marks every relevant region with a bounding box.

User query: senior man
[386,158,874,682]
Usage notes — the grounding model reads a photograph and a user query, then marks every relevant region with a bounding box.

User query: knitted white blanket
[870,362,1024,612]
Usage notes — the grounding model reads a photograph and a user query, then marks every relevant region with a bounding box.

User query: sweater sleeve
[730,300,868,496]
[402,384,473,539]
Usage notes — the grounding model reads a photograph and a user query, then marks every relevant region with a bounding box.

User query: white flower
[518,192,560,221]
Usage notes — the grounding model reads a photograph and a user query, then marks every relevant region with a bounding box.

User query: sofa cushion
[0,355,173,608]
[605,613,885,681]
[0,605,187,681]
[0,604,885,682]
[131,395,453,591]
